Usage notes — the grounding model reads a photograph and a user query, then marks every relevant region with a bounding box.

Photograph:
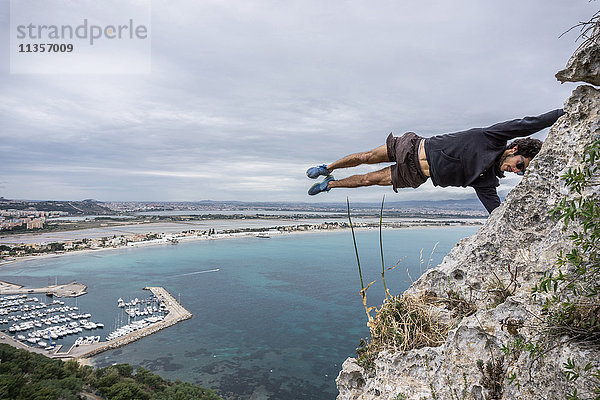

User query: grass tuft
[368,293,450,352]
[356,293,450,369]
[356,293,449,369]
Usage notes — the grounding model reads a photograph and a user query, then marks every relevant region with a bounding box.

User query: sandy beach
[0,218,484,268]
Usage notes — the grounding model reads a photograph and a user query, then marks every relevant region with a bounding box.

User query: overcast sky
[0,0,596,205]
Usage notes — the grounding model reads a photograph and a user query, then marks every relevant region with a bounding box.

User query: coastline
[0,219,483,398]
[0,219,484,269]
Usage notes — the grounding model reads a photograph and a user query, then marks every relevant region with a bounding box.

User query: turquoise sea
[0,226,478,399]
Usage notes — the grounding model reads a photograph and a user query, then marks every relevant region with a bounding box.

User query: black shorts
[386,132,428,192]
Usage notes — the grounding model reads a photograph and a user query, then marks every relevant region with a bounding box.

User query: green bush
[152,382,222,400]
[0,344,223,400]
[533,140,600,341]
[532,139,600,399]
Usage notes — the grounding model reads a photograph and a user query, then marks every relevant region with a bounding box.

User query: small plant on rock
[476,356,505,400]
[486,264,519,308]
[533,140,600,342]
[532,139,600,398]
[442,288,477,320]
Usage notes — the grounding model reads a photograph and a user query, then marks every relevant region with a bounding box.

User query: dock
[0,280,87,297]
[0,286,192,363]
[55,287,192,361]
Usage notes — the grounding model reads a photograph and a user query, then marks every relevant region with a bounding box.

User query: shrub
[369,294,449,352]
[531,139,600,399]
[533,140,600,342]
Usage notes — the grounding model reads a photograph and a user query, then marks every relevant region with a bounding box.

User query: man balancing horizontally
[306,109,564,213]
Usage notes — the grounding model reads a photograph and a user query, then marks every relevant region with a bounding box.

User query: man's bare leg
[329,166,392,189]
[326,145,389,172]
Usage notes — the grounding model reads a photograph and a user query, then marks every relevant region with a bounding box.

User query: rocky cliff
[336,40,600,399]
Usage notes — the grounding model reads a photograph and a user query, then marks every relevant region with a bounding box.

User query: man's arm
[485,109,564,141]
[474,186,501,214]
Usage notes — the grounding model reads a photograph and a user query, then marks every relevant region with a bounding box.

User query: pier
[54,287,192,361]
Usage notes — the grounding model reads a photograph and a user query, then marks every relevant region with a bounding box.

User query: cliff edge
[336,40,600,399]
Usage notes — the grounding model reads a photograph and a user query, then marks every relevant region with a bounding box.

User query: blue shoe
[308,175,335,195]
[306,164,330,179]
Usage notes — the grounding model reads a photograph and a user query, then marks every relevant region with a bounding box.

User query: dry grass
[349,197,452,368]
[357,292,450,369]
[367,293,450,353]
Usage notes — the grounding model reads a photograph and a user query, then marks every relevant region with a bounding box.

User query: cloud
[0,0,596,202]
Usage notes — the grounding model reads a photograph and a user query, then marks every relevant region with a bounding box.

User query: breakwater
[62,287,192,361]
[0,280,87,297]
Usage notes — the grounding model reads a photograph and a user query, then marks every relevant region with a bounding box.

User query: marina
[0,286,192,362]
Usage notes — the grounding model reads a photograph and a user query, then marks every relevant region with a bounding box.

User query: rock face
[337,44,600,399]
[557,31,600,86]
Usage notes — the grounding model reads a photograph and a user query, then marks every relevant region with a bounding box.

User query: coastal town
[0,197,485,262]
[0,208,66,231]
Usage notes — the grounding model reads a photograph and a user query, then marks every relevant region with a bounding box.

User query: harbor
[0,286,192,363]
[65,287,193,360]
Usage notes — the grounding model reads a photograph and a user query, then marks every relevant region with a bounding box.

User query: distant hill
[0,197,487,215]
[0,198,113,215]
[122,198,486,212]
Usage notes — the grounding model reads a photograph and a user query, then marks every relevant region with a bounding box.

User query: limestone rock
[336,85,600,399]
[556,33,600,86]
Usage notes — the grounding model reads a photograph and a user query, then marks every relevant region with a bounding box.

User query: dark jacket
[423,109,564,213]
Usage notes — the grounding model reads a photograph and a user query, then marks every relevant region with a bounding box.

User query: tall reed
[379,195,388,298]
[347,197,364,295]
[348,198,449,369]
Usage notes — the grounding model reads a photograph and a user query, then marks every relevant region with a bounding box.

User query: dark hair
[507,138,543,159]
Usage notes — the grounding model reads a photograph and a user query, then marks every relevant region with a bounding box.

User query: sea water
[0,226,477,399]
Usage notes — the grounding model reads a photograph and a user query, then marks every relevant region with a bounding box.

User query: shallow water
[0,226,478,399]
